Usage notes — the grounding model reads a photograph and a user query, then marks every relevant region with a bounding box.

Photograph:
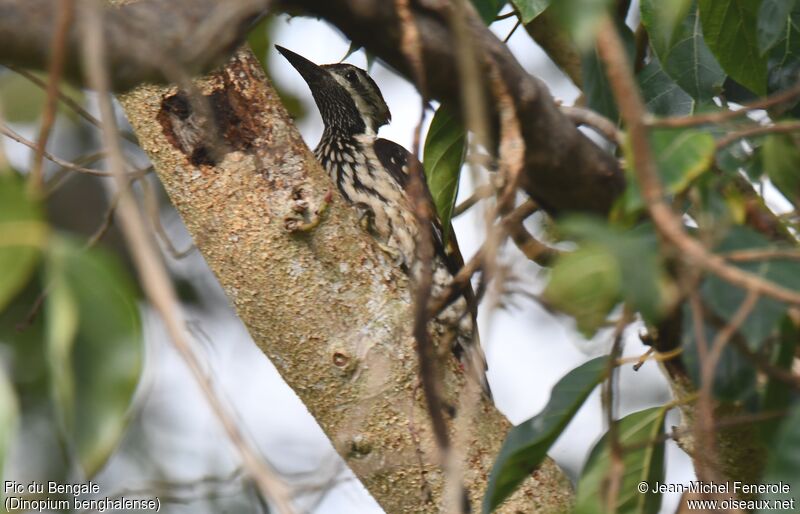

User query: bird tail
[456,315,493,400]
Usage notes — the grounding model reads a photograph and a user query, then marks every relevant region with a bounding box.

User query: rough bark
[119,49,573,513]
[0,0,266,90]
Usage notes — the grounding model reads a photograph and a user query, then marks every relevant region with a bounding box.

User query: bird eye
[346,71,358,82]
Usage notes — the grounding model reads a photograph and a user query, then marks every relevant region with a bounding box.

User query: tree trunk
[119,48,573,513]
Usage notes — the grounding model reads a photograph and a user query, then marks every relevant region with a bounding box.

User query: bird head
[276,45,391,136]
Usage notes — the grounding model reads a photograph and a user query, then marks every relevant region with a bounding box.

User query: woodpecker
[276,45,490,397]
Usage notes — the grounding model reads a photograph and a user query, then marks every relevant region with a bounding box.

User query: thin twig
[9,64,139,144]
[602,311,633,513]
[505,211,559,266]
[428,200,539,317]
[28,0,75,193]
[140,177,195,259]
[79,4,295,512]
[494,10,518,21]
[452,184,493,217]
[695,290,759,479]
[651,82,800,128]
[725,248,800,262]
[503,19,521,43]
[84,190,121,248]
[394,0,455,508]
[560,105,623,144]
[0,123,148,178]
[715,121,800,150]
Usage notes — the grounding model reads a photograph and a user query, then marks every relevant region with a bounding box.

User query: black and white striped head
[276,45,391,136]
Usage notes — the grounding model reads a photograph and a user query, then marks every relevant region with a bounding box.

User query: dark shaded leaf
[582,49,620,121]
[763,134,800,209]
[760,402,800,511]
[641,2,726,101]
[472,0,502,24]
[511,0,552,23]
[639,0,693,57]
[760,318,797,441]
[0,172,47,312]
[575,407,667,514]
[702,227,800,351]
[766,6,800,107]
[483,357,609,513]
[681,301,758,402]
[716,139,762,181]
[581,21,634,122]
[638,56,695,117]
[45,238,142,476]
[758,0,798,55]
[423,104,466,240]
[699,0,767,95]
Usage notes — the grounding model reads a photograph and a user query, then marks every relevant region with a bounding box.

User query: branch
[277,0,625,216]
[715,121,800,150]
[0,0,268,91]
[1,0,626,216]
[119,48,573,513]
[651,82,800,128]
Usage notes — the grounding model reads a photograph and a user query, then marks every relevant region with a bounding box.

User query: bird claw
[284,189,333,233]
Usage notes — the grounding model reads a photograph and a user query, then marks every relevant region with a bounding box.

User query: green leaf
[623,128,715,212]
[758,0,798,54]
[638,56,695,117]
[471,0,502,23]
[766,6,800,97]
[46,238,142,476]
[423,104,466,241]
[641,2,726,101]
[698,0,767,95]
[559,219,668,325]
[543,245,621,336]
[582,49,620,121]
[575,407,667,514]
[761,318,797,441]
[511,0,552,23]
[0,72,46,123]
[703,227,800,351]
[653,128,716,191]
[640,0,693,57]
[247,16,272,71]
[763,134,800,209]
[483,357,609,513]
[760,402,800,511]
[0,366,17,505]
[581,21,635,122]
[716,139,762,180]
[681,301,757,401]
[550,0,614,49]
[0,172,47,313]
[0,71,85,124]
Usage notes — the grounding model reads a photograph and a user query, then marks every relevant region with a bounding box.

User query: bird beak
[275,45,327,86]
